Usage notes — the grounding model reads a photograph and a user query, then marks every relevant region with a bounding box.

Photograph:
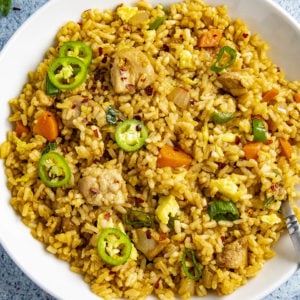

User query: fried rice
[1,0,300,299]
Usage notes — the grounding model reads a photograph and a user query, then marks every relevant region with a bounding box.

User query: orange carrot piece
[261,88,279,102]
[278,137,292,159]
[198,29,222,48]
[15,120,30,138]
[293,93,300,103]
[157,145,192,168]
[242,142,263,160]
[33,111,59,142]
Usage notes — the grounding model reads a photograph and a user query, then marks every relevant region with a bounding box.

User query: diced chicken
[133,228,170,260]
[217,72,249,96]
[78,165,127,206]
[111,48,156,94]
[61,95,86,128]
[216,237,248,269]
[60,95,106,129]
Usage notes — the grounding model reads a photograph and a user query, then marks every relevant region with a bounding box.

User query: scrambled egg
[179,50,194,69]
[116,6,138,22]
[209,177,242,201]
[156,194,179,224]
[260,214,282,225]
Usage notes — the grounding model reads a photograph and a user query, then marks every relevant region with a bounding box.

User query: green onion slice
[208,200,240,221]
[182,248,202,281]
[211,46,237,72]
[211,110,234,124]
[252,118,267,143]
[124,209,153,228]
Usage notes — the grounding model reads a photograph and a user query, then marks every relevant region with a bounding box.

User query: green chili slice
[124,210,153,228]
[210,110,234,124]
[148,14,167,30]
[252,118,267,143]
[0,0,11,16]
[97,228,132,266]
[211,46,237,72]
[208,200,240,221]
[182,248,202,281]
[38,152,71,188]
[47,56,88,91]
[59,41,93,66]
[115,119,148,152]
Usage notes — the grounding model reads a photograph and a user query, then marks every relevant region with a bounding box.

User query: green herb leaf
[106,106,119,125]
[148,14,167,30]
[42,141,58,155]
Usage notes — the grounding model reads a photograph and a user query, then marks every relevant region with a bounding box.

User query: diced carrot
[261,88,279,102]
[242,142,263,160]
[15,120,30,138]
[278,137,292,159]
[157,145,192,168]
[33,111,59,142]
[197,28,222,48]
[293,93,300,103]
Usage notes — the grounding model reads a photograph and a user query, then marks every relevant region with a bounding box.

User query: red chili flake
[154,278,161,289]
[235,135,241,145]
[146,229,152,239]
[162,44,170,52]
[271,183,280,192]
[12,7,21,11]
[102,56,108,63]
[71,104,77,109]
[98,47,103,56]
[123,26,131,32]
[104,213,111,220]
[276,66,281,72]
[90,188,99,195]
[93,129,99,138]
[145,86,153,96]
[243,33,249,38]
[159,233,168,241]
[221,236,226,243]
[266,139,273,145]
[218,162,226,170]
[126,84,135,91]
[109,271,116,275]
[82,97,89,103]
[135,198,145,205]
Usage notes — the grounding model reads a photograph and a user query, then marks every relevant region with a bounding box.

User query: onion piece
[168,86,190,108]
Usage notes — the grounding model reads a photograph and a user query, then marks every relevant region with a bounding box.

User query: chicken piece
[216,237,248,269]
[60,95,106,129]
[133,228,170,260]
[78,165,127,206]
[61,95,86,128]
[111,48,156,94]
[217,71,249,96]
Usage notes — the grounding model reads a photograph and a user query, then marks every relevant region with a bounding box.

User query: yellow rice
[1,0,300,299]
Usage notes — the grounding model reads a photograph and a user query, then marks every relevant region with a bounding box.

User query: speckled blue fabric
[0,0,299,299]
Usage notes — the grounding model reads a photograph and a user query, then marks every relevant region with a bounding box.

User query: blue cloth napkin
[0,0,299,299]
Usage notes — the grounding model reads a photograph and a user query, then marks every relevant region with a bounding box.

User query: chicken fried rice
[1,0,300,299]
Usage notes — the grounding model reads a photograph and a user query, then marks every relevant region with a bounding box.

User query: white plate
[0,0,299,299]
